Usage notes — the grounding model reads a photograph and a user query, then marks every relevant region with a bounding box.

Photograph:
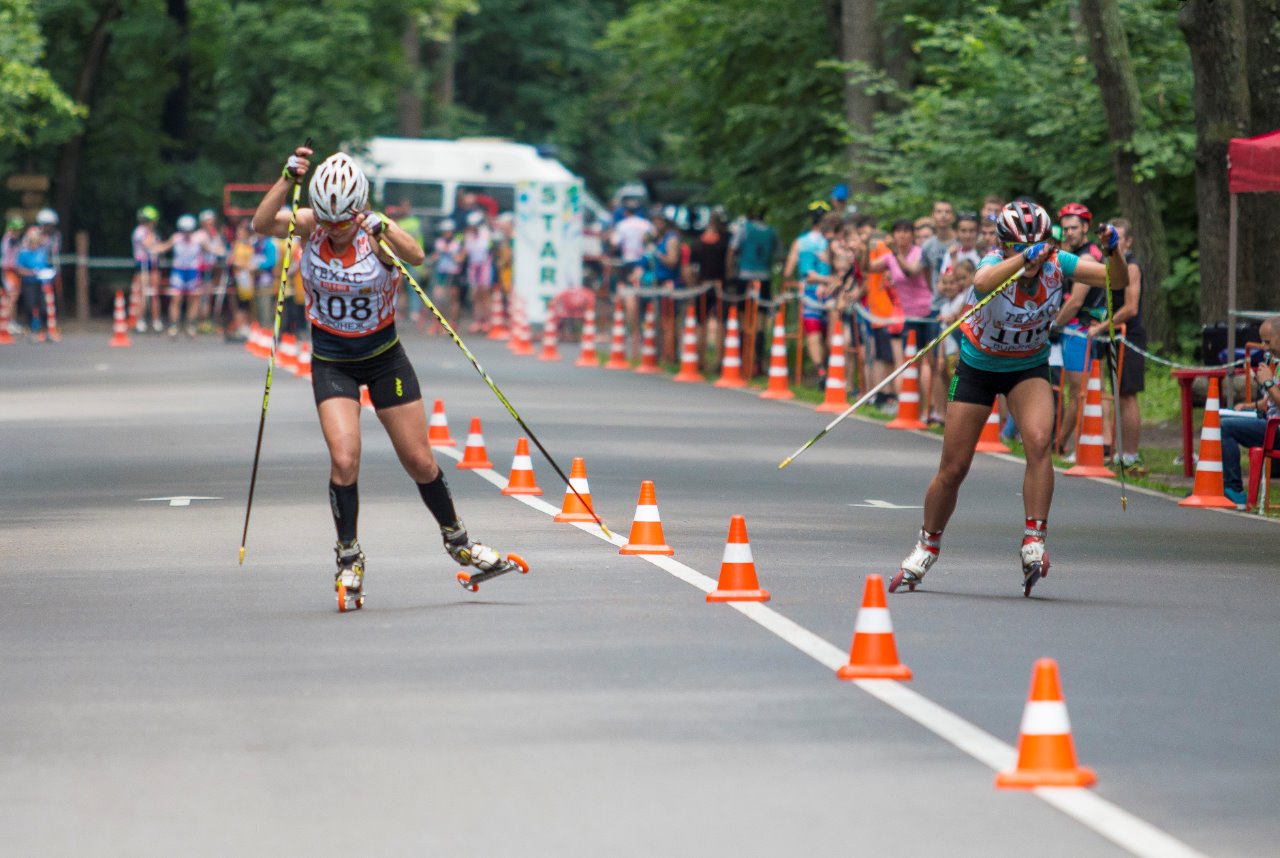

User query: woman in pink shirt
[869,219,938,414]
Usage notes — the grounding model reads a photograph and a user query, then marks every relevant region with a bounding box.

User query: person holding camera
[1221,315,1280,507]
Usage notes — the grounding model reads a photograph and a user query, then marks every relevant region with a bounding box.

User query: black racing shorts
[310,340,423,410]
[948,356,1051,407]
[1107,333,1146,395]
[870,327,896,363]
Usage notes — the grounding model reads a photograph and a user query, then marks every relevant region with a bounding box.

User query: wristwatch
[1261,378,1277,395]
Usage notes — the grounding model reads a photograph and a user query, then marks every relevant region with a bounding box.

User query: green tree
[0,0,82,152]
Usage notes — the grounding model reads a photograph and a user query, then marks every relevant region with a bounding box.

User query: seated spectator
[1222,315,1280,508]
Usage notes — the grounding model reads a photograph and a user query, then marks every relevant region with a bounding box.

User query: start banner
[514,180,583,324]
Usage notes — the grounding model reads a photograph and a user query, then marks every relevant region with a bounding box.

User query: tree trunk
[52,0,121,240]
[841,0,878,198]
[1243,0,1280,314]
[1178,0,1250,326]
[427,25,457,131]
[399,17,423,137]
[1078,0,1173,347]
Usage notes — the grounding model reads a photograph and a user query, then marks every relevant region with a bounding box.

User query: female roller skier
[890,200,1127,596]
[252,143,519,609]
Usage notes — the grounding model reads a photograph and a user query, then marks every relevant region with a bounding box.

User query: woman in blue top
[891,201,1126,597]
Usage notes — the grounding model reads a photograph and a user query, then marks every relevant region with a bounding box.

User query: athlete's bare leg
[921,399,990,532]
[318,397,363,485]
[1005,375,1056,519]
[376,399,441,484]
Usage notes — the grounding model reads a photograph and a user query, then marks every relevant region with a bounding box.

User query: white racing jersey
[299,227,399,339]
[171,232,205,272]
[962,250,1079,361]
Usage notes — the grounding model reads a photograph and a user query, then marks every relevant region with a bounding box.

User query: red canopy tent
[1225,130,1280,387]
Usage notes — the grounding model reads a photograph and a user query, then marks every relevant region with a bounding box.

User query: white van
[355,136,606,225]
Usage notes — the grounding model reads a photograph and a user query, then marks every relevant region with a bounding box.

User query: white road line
[432,446,1209,858]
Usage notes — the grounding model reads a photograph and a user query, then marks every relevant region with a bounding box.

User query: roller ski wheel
[889,541,937,594]
[1021,542,1049,598]
[889,568,919,594]
[457,552,529,593]
[336,581,364,612]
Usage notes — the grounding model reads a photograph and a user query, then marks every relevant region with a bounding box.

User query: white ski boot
[890,530,940,593]
[334,540,365,612]
[1020,539,1049,597]
[442,520,529,593]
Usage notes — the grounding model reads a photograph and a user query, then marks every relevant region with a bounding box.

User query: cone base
[575,356,598,367]
[619,543,674,556]
[634,364,661,374]
[706,589,770,603]
[714,377,747,389]
[538,353,562,362]
[673,371,704,383]
[837,662,913,681]
[604,359,631,370]
[108,336,132,347]
[488,328,510,341]
[554,511,597,522]
[975,441,1011,453]
[1178,494,1237,508]
[815,400,848,413]
[456,459,494,470]
[502,485,543,496]
[510,346,534,356]
[759,388,795,400]
[995,766,1097,789]
[1064,464,1115,478]
[886,418,927,430]
[428,436,458,447]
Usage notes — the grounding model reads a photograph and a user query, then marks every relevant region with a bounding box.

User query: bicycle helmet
[137,205,159,222]
[6,216,24,232]
[995,200,1052,244]
[1057,202,1092,223]
[198,208,216,223]
[176,214,197,232]
[36,208,59,226]
[308,153,368,223]
[438,218,456,232]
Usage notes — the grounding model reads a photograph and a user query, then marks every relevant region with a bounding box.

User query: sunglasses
[1004,241,1048,254]
[319,216,356,230]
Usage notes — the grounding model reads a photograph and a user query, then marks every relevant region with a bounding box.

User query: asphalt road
[2,327,1276,857]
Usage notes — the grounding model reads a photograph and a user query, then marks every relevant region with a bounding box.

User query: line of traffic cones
[487,292,509,341]
[42,287,61,342]
[886,329,925,430]
[1179,376,1235,508]
[1065,361,1115,478]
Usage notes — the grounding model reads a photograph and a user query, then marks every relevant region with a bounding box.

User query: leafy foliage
[0,0,83,149]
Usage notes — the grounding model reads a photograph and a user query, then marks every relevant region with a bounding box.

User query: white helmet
[198,208,216,223]
[36,208,58,226]
[438,218,455,232]
[176,214,197,232]
[308,153,368,222]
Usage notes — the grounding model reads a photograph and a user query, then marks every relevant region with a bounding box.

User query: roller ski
[442,520,529,593]
[334,540,365,612]
[1020,540,1049,597]
[889,530,940,593]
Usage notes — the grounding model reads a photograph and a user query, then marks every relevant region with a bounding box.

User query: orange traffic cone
[995,658,1096,789]
[706,515,770,602]
[502,437,543,495]
[509,299,534,356]
[108,290,131,347]
[1179,377,1236,508]
[604,299,630,369]
[126,287,140,332]
[619,480,674,556]
[673,305,704,382]
[456,417,495,469]
[294,339,312,379]
[1065,361,1115,478]
[538,313,562,361]
[816,325,850,413]
[887,329,926,430]
[278,333,299,372]
[714,306,746,388]
[576,304,599,367]
[42,286,61,342]
[836,575,912,680]
[759,310,794,400]
[975,402,1010,453]
[427,399,457,447]
[0,287,13,346]
[359,386,374,410]
[488,291,509,340]
[555,457,600,523]
[635,304,660,374]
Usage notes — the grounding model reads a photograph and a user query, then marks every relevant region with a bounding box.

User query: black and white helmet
[308,153,368,222]
[995,200,1051,244]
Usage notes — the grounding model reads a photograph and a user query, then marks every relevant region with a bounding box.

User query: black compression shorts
[310,340,423,409]
[948,356,1051,407]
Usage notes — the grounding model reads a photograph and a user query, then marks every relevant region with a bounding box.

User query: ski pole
[1102,231,1128,511]
[779,265,1026,469]
[377,237,613,538]
[239,137,310,565]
